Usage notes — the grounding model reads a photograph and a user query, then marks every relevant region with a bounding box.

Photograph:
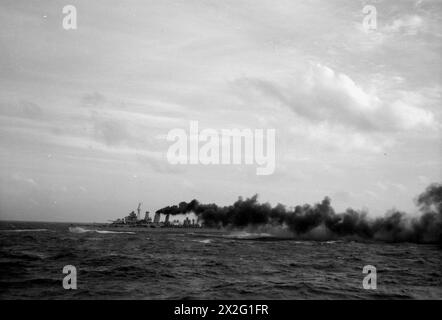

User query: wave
[68,227,135,235]
[193,239,212,244]
[68,227,92,233]
[216,227,357,242]
[224,231,273,239]
[323,240,342,244]
[0,229,48,232]
[217,224,371,242]
[95,230,135,234]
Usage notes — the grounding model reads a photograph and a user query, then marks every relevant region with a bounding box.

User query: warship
[109,203,202,229]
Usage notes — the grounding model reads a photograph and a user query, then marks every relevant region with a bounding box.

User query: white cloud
[11,172,38,187]
[237,63,436,133]
[0,0,441,221]
[389,100,434,129]
[384,15,424,35]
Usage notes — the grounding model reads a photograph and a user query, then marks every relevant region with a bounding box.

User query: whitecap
[68,227,91,233]
[68,227,135,235]
[224,231,272,239]
[195,239,212,244]
[95,230,135,235]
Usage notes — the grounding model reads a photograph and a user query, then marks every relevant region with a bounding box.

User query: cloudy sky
[0,0,441,222]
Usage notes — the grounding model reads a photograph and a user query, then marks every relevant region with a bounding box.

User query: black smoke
[156,183,442,244]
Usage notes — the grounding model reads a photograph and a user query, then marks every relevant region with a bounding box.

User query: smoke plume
[156,183,442,244]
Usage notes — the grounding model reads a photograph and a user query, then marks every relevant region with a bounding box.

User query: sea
[0,221,441,299]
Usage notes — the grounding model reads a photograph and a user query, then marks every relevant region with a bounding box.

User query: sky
[0,0,441,222]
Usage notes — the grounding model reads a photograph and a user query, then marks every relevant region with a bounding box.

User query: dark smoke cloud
[156,183,442,244]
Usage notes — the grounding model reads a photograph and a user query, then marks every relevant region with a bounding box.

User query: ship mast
[137,202,141,220]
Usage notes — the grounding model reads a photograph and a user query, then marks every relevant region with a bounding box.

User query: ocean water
[0,221,441,299]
